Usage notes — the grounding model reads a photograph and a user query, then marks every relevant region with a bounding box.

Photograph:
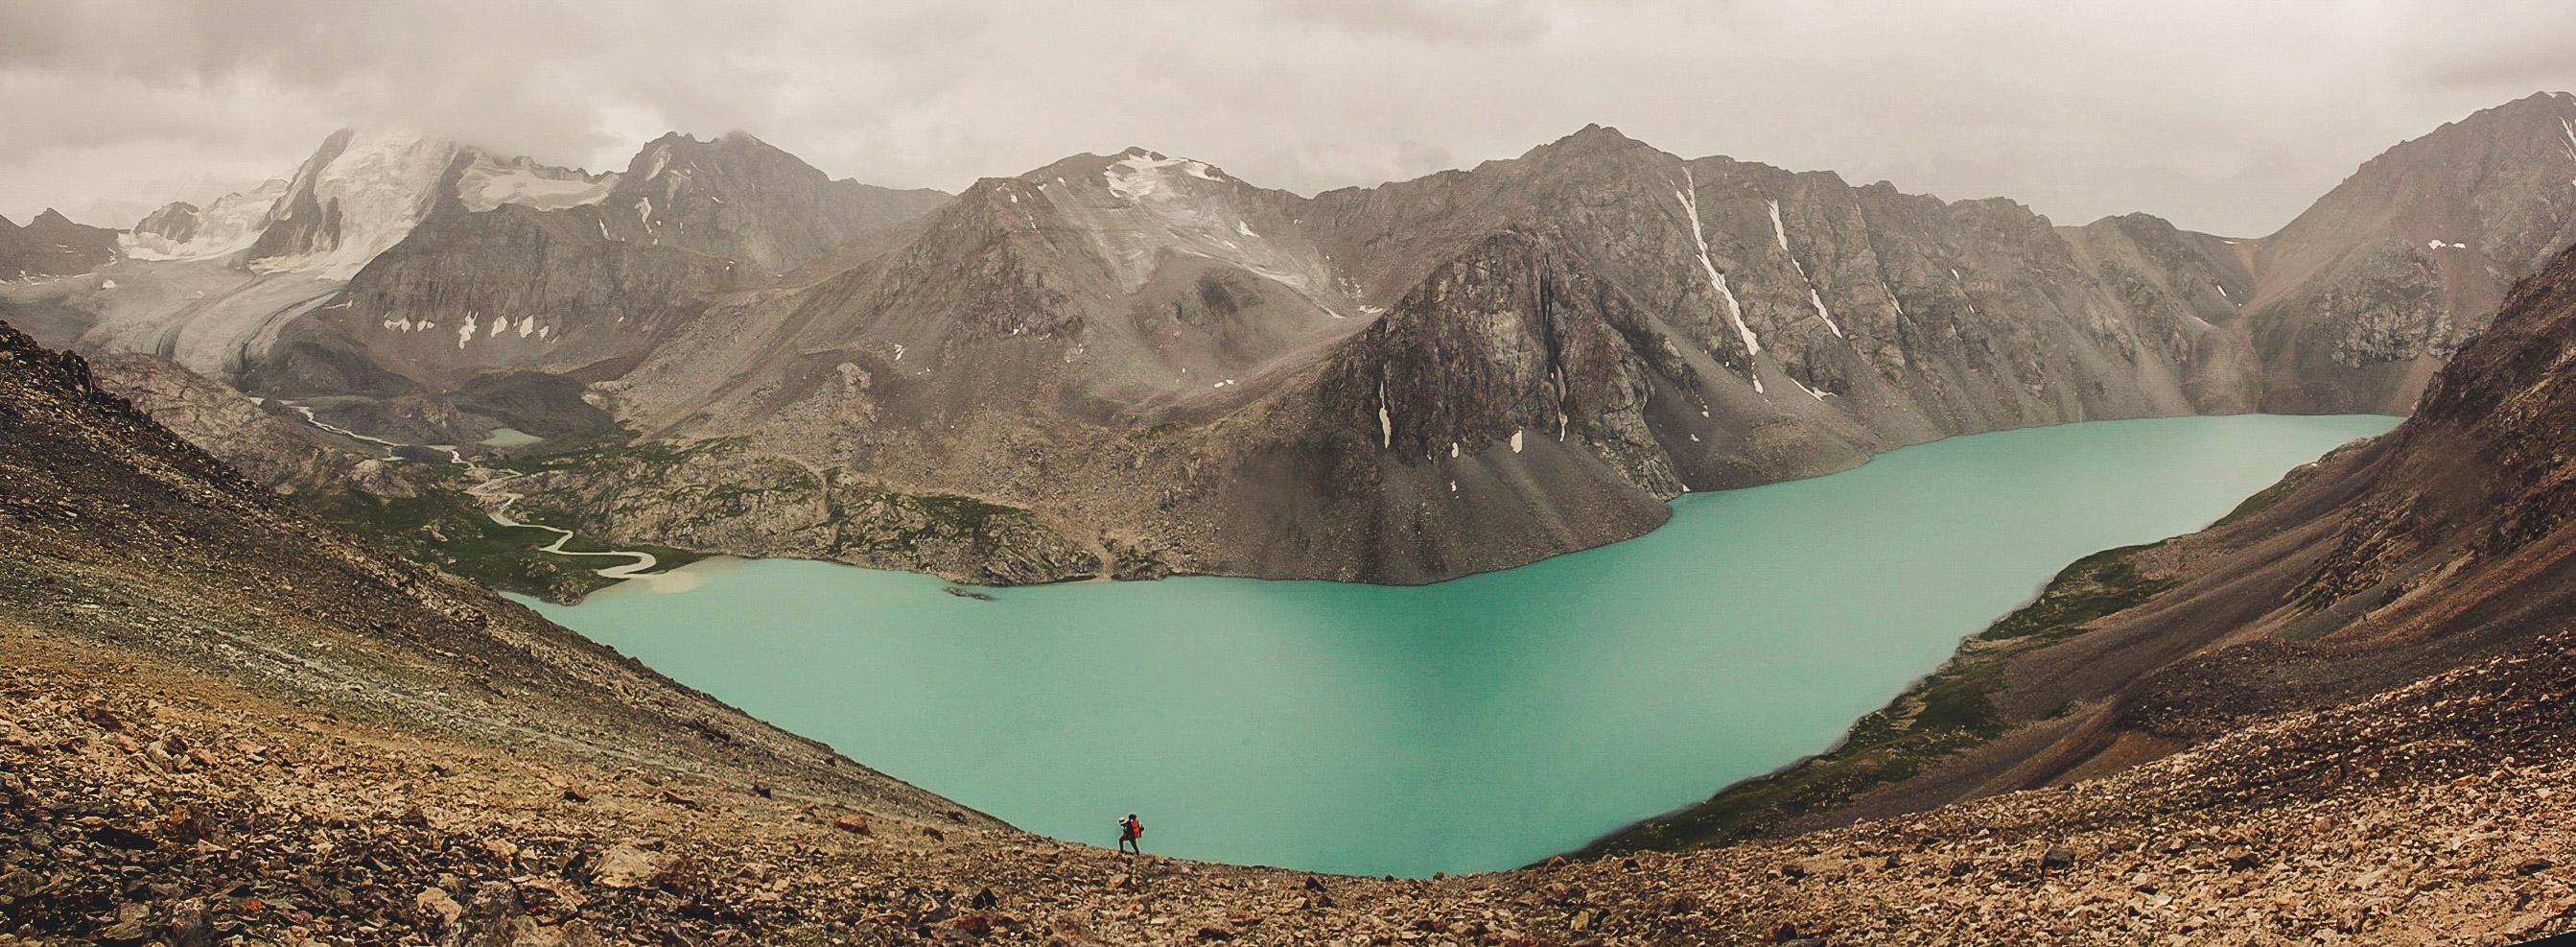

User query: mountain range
[8,92,2576,588]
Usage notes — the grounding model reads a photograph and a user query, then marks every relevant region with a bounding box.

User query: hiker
[1117,813,1144,855]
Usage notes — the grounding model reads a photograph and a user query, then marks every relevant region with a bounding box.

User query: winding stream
[281,403,661,579]
[467,471,661,579]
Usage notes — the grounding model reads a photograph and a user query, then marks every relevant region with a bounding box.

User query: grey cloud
[4,0,2573,237]
[1257,0,1557,44]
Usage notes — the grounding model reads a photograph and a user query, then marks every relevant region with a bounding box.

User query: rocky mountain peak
[0,205,123,280]
[1524,123,1659,165]
[1561,122,1636,145]
[625,130,816,182]
[2241,88,2576,413]
[603,130,946,272]
[130,201,200,244]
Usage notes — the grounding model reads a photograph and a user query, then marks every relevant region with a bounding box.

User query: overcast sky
[4,0,2570,236]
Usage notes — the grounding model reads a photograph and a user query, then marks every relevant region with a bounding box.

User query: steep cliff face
[243,130,471,278]
[2249,91,2576,414]
[1211,230,1679,582]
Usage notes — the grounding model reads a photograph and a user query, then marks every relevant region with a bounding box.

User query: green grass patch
[1977,543,2175,642]
[302,487,621,603]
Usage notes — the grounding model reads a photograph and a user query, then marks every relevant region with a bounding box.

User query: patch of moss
[1977,543,2176,643]
[914,494,1014,532]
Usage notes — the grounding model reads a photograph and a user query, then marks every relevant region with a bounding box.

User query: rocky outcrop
[1216,229,1684,583]
[507,439,1104,585]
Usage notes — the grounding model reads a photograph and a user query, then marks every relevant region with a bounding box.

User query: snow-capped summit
[246,129,466,278]
[237,129,635,278]
[1101,148,1230,201]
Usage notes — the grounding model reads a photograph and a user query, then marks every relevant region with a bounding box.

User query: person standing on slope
[1117,814,1145,856]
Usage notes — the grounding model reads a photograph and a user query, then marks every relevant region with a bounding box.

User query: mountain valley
[12,94,2574,594]
[9,240,2576,940]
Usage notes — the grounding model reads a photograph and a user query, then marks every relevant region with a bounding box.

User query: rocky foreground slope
[9,287,2576,944]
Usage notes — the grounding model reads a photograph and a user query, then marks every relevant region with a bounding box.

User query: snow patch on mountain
[1674,170,1761,359]
[1104,151,1222,201]
[1050,149,1344,312]
[1769,200,1843,339]
[1377,376,1393,449]
[456,154,618,213]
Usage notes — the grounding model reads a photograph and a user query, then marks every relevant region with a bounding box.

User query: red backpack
[1124,817,1143,838]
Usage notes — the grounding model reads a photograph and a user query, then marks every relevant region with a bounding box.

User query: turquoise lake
[518,414,2398,878]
